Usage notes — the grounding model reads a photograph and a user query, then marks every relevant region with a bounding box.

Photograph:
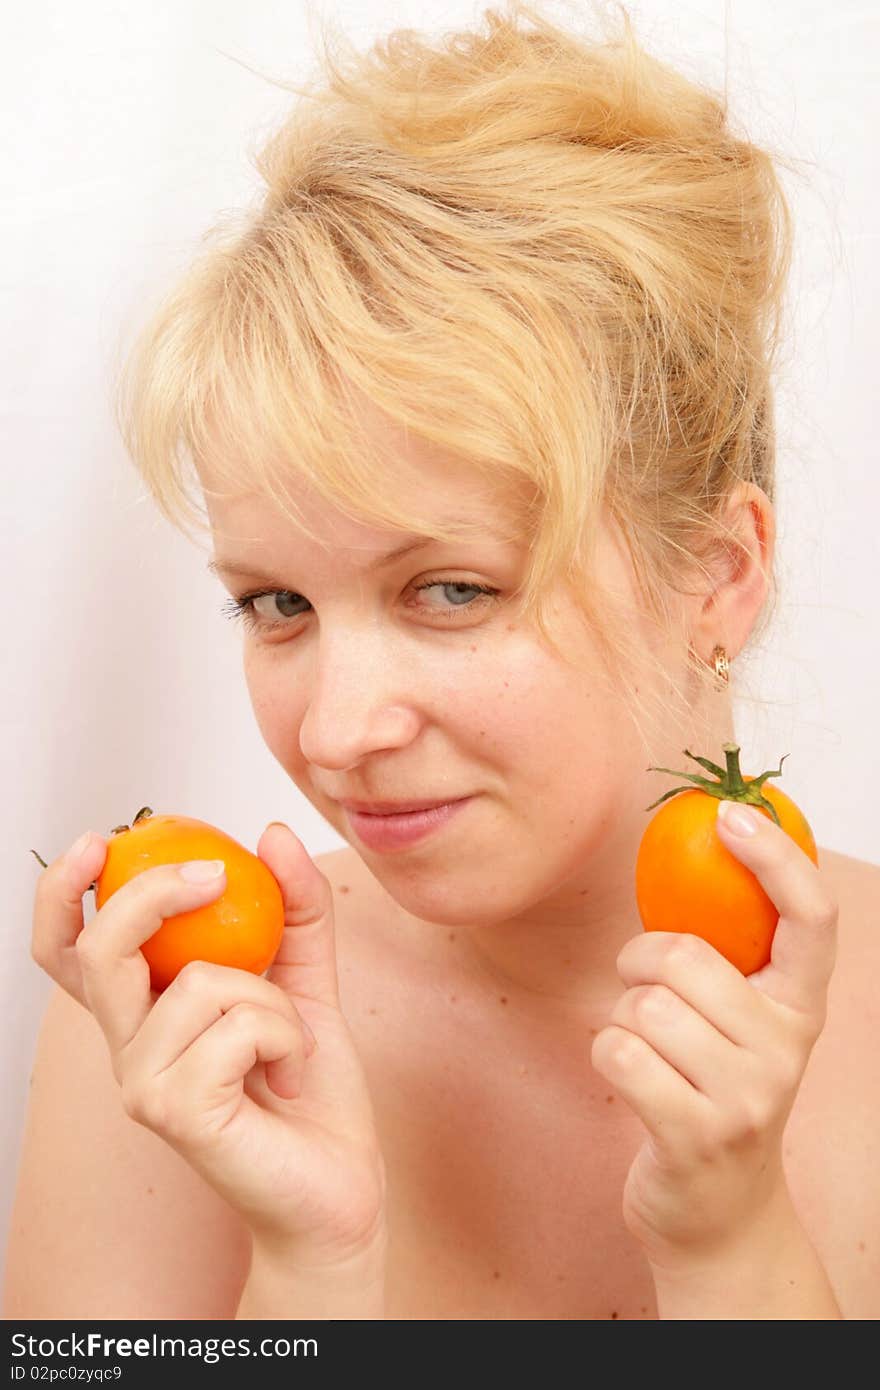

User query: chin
[372,859,515,928]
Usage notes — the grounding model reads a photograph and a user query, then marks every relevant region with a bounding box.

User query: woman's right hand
[31,821,388,1269]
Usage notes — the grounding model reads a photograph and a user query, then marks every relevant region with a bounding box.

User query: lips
[339,797,467,816]
[342,797,473,852]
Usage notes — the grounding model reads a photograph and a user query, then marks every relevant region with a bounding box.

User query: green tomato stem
[644,741,786,828]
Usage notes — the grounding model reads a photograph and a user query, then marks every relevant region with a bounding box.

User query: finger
[76,861,227,1056]
[615,932,781,1053]
[31,832,108,1005]
[608,983,744,1102]
[715,799,838,1015]
[166,1000,307,1124]
[591,1024,711,1157]
[256,822,341,1010]
[122,961,314,1100]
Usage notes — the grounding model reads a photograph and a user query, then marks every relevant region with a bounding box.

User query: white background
[3,1,877,1271]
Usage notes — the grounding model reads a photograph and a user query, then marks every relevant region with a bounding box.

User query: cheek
[242,648,308,765]
[484,640,618,767]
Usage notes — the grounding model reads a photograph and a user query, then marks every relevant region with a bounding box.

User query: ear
[687,482,776,660]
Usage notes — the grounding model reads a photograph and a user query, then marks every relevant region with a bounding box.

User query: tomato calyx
[28,805,157,896]
[644,742,787,827]
[109,805,154,836]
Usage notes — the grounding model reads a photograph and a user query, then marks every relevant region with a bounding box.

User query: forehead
[197,390,532,558]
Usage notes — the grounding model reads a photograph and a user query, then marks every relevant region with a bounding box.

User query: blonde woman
[7,2,877,1320]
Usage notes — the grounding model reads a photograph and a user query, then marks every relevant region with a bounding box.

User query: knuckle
[594,1025,641,1071]
[74,926,102,971]
[219,1001,259,1039]
[251,980,300,1029]
[122,1081,187,1141]
[726,1090,775,1145]
[120,1079,162,1130]
[665,933,705,971]
[173,959,215,992]
[810,896,839,931]
[632,983,675,1023]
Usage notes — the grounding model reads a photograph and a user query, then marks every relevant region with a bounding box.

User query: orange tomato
[93,808,284,993]
[635,745,818,975]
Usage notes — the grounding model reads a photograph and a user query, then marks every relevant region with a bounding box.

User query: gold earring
[712,644,730,690]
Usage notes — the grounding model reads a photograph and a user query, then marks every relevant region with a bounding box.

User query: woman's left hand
[591,798,839,1271]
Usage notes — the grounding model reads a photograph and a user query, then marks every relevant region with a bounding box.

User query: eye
[220,578,500,634]
[408,579,500,616]
[221,590,308,633]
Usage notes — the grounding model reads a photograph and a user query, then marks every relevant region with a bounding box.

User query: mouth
[341,797,474,852]
[338,796,471,816]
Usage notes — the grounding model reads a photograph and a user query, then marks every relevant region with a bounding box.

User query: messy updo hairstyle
[115,0,802,755]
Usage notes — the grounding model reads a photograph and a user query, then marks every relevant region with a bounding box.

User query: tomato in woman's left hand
[591,744,838,1269]
[635,744,818,975]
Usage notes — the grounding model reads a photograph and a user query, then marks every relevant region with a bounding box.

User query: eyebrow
[206,536,438,584]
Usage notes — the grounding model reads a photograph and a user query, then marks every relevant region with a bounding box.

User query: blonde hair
[115,0,803,755]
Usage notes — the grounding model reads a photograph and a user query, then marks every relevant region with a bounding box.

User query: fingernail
[66,832,92,862]
[179,859,226,882]
[718,800,760,836]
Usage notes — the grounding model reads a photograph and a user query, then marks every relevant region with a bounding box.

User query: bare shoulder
[816,844,879,979]
[786,845,880,1318]
[3,982,253,1318]
[816,842,879,897]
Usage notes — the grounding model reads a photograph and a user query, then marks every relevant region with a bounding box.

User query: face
[199,405,723,966]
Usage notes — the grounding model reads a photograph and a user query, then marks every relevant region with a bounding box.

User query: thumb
[256,822,341,1010]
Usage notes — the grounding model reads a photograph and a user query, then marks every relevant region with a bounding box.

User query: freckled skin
[199,389,768,1015]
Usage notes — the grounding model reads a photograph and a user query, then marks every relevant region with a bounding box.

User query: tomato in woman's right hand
[30,820,388,1266]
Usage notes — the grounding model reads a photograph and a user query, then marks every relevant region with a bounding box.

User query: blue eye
[221,590,308,630]
[220,579,500,634]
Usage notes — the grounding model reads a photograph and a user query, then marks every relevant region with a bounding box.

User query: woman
[6,2,877,1319]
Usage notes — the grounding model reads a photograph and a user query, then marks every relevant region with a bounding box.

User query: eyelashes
[220,578,501,634]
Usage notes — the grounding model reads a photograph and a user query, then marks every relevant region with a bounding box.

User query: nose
[297,633,422,771]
